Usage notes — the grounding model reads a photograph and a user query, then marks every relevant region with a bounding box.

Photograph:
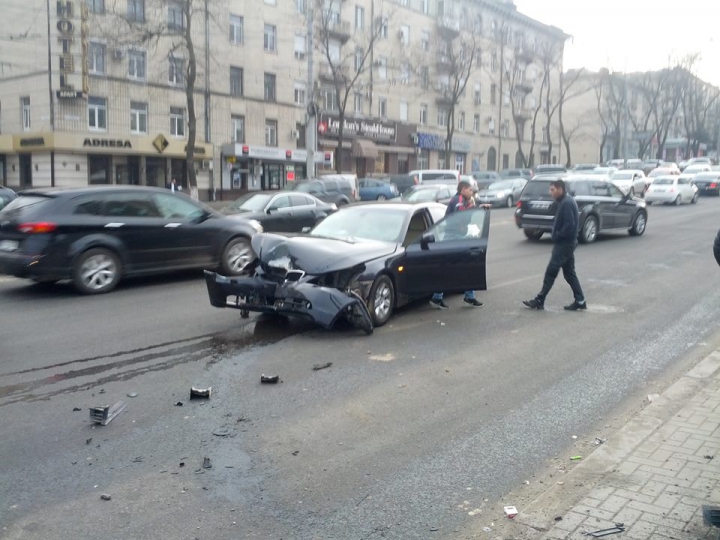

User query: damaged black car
[204,202,490,334]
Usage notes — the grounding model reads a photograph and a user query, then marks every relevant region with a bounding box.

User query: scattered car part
[174,401,183,407]
[100,494,112,501]
[89,401,126,425]
[73,407,82,412]
[190,387,212,399]
[261,374,279,384]
[583,525,625,537]
[313,362,333,371]
[504,506,518,519]
[202,457,212,469]
[704,505,720,527]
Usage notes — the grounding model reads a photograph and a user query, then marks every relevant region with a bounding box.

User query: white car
[587,166,619,178]
[610,170,648,197]
[645,176,699,206]
[678,164,711,182]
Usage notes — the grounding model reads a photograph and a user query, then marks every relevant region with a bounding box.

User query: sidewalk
[506,351,720,540]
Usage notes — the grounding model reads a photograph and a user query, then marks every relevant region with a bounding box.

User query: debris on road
[85,438,93,445]
[212,427,232,437]
[89,401,126,426]
[594,437,607,445]
[179,462,185,468]
[261,374,280,384]
[482,527,492,533]
[583,524,625,537]
[132,457,143,463]
[127,392,138,398]
[369,353,395,362]
[73,407,82,412]
[570,456,583,461]
[312,362,333,371]
[292,450,299,456]
[190,387,212,399]
[503,506,518,519]
[647,393,659,402]
[100,494,111,501]
[554,516,563,522]
[429,526,439,532]
[174,401,183,407]
[704,455,715,460]
[202,457,212,469]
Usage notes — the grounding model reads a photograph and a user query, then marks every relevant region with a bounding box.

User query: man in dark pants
[523,179,587,311]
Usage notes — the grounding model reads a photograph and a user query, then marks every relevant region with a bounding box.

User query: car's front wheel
[73,248,122,294]
[579,216,598,244]
[506,195,514,208]
[629,211,647,237]
[220,237,253,275]
[367,275,394,327]
[674,195,682,206]
[377,194,387,201]
[523,229,544,241]
[691,192,699,204]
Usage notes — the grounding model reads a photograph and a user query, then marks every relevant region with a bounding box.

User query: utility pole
[204,0,212,198]
[305,0,317,180]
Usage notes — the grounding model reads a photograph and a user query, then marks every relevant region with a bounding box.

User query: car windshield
[612,172,633,180]
[684,166,706,173]
[228,193,273,212]
[522,180,552,197]
[653,178,675,185]
[310,207,407,243]
[488,181,514,190]
[649,168,672,177]
[403,187,441,202]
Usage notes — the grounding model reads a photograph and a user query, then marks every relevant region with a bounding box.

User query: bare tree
[628,72,662,159]
[679,55,720,157]
[315,0,384,173]
[652,64,685,159]
[593,72,611,162]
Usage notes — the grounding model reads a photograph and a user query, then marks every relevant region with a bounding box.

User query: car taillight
[18,222,57,234]
[516,201,522,208]
[711,183,717,188]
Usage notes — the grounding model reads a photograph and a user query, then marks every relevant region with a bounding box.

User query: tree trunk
[184,1,198,200]
[599,133,607,163]
[336,106,345,173]
[446,106,454,167]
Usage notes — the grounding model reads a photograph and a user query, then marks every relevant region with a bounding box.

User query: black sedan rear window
[521,180,552,197]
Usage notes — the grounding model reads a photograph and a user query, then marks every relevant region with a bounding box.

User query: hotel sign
[55,0,89,99]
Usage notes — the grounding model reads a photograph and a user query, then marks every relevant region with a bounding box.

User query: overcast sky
[514,0,720,86]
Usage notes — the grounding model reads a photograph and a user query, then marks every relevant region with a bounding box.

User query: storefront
[1,132,213,196]
[220,144,334,199]
[414,132,471,172]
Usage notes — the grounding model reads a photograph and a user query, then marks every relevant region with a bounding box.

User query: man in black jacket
[714,228,720,267]
[523,179,587,311]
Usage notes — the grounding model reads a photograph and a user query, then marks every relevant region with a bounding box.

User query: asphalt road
[1,199,720,540]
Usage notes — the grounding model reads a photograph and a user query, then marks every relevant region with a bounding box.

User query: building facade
[0,0,567,200]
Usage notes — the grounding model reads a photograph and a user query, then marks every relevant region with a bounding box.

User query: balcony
[516,46,534,64]
[327,19,351,43]
[435,90,454,106]
[436,17,460,38]
[513,107,532,122]
[515,79,534,94]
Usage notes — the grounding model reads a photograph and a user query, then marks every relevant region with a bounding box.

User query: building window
[21,97,30,131]
[264,73,276,102]
[421,30,429,51]
[400,61,411,84]
[265,119,278,146]
[264,24,277,52]
[321,87,338,111]
[422,0,429,14]
[296,0,305,13]
[87,0,104,14]
[491,83,497,105]
[127,0,144,22]
[231,115,244,143]
[491,52,497,72]
[168,2,184,31]
[503,90,510,106]
[169,57,184,86]
[170,107,185,137]
[378,56,387,79]
[474,82,481,105]
[354,93,363,114]
[294,34,306,59]
[502,120,509,137]
[130,101,147,134]
[294,82,306,105]
[230,66,243,96]
[355,5,364,30]
[128,50,146,79]
[421,66,429,89]
[400,25,410,45]
[400,101,408,122]
[437,108,448,127]
[229,15,243,44]
[458,111,465,131]
[88,97,107,131]
[418,149,429,169]
[88,42,106,74]
[419,104,427,125]
[488,118,495,134]
[354,47,364,72]
[378,97,387,118]
[379,17,388,38]
[473,114,480,133]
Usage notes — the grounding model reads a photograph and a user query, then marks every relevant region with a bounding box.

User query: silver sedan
[476,179,528,208]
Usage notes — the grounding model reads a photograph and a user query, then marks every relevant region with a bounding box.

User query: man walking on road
[429,178,490,310]
[523,179,587,311]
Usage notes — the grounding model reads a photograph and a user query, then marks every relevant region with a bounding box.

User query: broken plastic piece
[100,494,111,501]
[190,387,212,399]
[89,401,126,426]
[594,437,607,445]
[554,516,563,521]
[202,457,212,469]
[127,392,138,398]
[570,456,583,461]
[174,401,183,407]
[583,525,625,537]
[503,506,518,519]
[312,362,333,371]
[261,374,279,384]
[72,407,81,412]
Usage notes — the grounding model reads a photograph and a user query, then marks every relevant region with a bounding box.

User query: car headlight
[496,192,505,198]
[248,219,263,233]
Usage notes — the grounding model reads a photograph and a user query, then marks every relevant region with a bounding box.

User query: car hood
[252,233,398,274]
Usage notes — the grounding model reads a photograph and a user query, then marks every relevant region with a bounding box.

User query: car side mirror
[266,207,276,214]
[301,226,312,233]
[420,232,435,250]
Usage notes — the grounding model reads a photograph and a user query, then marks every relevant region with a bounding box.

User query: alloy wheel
[226,241,252,273]
[634,213,646,234]
[80,254,118,291]
[583,218,597,243]
[374,281,392,320]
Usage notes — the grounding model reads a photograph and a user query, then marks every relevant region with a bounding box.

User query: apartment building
[0,0,567,200]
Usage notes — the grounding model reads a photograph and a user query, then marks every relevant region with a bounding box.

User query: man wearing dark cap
[429,178,489,309]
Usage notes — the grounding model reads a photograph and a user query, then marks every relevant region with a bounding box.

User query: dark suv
[290,177,357,206]
[0,187,260,294]
[515,177,648,243]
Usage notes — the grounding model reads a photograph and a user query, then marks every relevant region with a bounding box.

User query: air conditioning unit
[291,129,300,140]
[113,49,124,61]
[200,160,213,170]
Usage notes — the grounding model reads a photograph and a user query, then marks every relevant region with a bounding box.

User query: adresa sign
[323,116,396,142]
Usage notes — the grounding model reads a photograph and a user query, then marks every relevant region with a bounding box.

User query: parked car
[645,176,699,205]
[0,187,261,294]
[380,174,417,195]
[648,166,680,183]
[500,168,533,180]
[407,169,460,184]
[642,159,664,175]
[220,191,336,232]
[359,178,399,201]
[289,176,358,206]
[515,177,648,243]
[678,164,711,182]
[400,184,454,204]
[534,164,567,175]
[692,172,720,196]
[610,170,648,197]
[0,186,17,211]
[587,166,619,178]
[572,164,599,172]
[607,158,643,170]
[477,179,528,208]
[470,171,502,190]
[680,157,712,171]
[204,202,490,332]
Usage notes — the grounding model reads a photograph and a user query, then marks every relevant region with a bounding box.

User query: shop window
[229,14,243,44]
[88,97,107,131]
[130,101,147,134]
[418,149,429,170]
[88,155,111,185]
[265,119,278,147]
[170,106,185,137]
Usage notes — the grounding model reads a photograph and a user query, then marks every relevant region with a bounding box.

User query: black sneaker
[564,301,587,311]
[523,298,545,310]
[429,298,449,310]
[463,298,483,307]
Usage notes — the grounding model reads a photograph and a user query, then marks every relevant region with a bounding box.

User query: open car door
[403,207,490,295]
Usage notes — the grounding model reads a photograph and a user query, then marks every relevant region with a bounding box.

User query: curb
[500,350,720,538]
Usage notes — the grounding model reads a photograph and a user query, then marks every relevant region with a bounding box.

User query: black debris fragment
[73,407,82,412]
[202,457,212,469]
[132,457,143,463]
[190,387,212,399]
[313,362,333,371]
[179,462,185,468]
[704,455,715,460]
[554,516,563,521]
[292,451,299,456]
[100,494,112,501]
[260,374,279,384]
[583,525,625,537]
[86,438,93,445]
[175,401,184,407]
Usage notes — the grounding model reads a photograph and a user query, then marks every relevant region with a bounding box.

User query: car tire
[367,274,394,327]
[377,194,387,201]
[72,248,122,295]
[337,199,349,206]
[523,229,544,241]
[579,215,598,244]
[629,211,647,237]
[506,195,514,208]
[220,236,253,276]
[691,192,699,204]
[674,195,682,206]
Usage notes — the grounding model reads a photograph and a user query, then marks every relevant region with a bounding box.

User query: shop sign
[153,134,169,153]
[185,145,206,155]
[83,138,132,148]
[319,116,397,142]
[416,132,471,152]
[19,137,45,147]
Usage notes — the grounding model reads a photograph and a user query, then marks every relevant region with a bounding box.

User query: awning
[377,145,416,155]
[352,139,379,159]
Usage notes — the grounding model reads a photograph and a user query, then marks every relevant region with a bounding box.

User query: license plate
[0,240,19,252]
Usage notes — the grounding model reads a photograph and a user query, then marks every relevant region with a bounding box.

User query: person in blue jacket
[523,179,587,311]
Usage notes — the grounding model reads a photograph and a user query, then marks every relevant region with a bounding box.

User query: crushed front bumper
[204,271,374,335]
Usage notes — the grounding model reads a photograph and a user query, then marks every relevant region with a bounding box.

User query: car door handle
[468,247,485,257]
[165,223,182,228]
[104,223,124,228]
